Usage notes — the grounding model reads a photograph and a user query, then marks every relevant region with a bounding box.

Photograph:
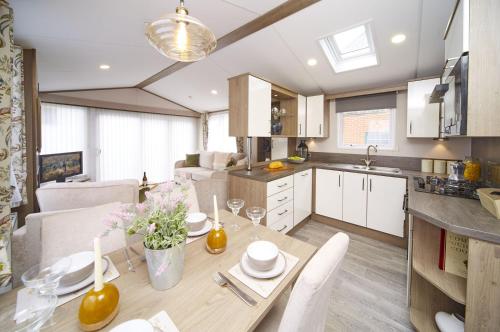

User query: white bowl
[186,212,207,232]
[246,241,279,271]
[59,251,94,287]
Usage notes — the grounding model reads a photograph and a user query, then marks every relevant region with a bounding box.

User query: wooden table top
[0,210,317,332]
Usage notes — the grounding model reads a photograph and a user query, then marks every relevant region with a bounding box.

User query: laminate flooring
[291,220,414,331]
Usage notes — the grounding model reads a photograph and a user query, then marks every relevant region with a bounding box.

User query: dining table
[0,210,317,331]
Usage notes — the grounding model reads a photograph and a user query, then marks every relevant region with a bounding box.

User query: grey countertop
[229,162,500,244]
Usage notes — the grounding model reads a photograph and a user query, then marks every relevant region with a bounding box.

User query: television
[39,151,83,183]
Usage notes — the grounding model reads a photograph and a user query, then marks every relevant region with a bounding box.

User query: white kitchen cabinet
[342,172,367,227]
[306,95,328,138]
[293,169,312,226]
[297,94,307,137]
[315,169,343,220]
[445,0,469,64]
[367,175,406,237]
[228,74,271,137]
[248,75,272,137]
[407,78,440,138]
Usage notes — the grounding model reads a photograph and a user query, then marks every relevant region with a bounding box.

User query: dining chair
[256,232,350,332]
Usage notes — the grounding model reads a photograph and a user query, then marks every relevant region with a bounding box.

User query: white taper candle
[213,195,219,230]
[94,237,104,292]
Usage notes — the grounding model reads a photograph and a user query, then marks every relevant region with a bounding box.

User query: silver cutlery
[123,248,135,272]
[213,272,257,306]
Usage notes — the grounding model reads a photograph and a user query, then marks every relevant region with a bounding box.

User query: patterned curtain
[0,0,14,291]
[10,46,25,207]
[201,112,208,151]
[236,137,245,153]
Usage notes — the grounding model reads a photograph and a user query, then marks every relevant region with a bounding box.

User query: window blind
[335,92,397,113]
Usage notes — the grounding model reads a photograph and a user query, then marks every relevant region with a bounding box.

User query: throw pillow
[199,151,215,169]
[213,152,231,171]
[226,158,236,167]
[185,154,200,167]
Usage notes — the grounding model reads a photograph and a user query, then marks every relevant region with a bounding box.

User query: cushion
[185,153,200,167]
[174,167,216,181]
[199,151,215,169]
[213,152,231,171]
[40,202,126,265]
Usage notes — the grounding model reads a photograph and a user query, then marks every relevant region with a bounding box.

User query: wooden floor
[292,220,414,331]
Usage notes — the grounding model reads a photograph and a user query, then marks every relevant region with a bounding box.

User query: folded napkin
[149,310,179,332]
[15,256,120,321]
[228,250,299,299]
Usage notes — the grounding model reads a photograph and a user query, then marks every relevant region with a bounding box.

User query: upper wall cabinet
[297,95,306,138]
[407,78,440,138]
[229,74,271,137]
[306,95,329,138]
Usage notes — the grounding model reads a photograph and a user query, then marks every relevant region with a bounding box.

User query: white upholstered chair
[256,232,350,332]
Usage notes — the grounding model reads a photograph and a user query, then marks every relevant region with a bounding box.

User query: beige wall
[308,91,472,159]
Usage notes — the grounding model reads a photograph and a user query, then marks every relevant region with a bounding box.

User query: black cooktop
[413,176,480,200]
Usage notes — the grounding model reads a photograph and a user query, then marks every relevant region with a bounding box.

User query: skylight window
[319,23,378,73]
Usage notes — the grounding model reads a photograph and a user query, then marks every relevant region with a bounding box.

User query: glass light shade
[146,10,217,62]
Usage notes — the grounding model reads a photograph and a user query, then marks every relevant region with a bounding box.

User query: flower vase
[144,240,186,290]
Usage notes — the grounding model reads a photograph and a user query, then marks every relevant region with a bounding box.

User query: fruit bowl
[287,156,305,164]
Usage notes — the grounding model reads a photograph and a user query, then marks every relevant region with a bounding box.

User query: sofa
[174,151,246,182]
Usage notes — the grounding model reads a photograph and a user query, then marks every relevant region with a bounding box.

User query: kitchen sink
[351,165,402,173]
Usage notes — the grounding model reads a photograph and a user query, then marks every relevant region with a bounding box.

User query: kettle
[449,161,465,181]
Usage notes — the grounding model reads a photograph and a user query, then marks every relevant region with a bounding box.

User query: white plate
[188,220,212,237]
[110,319,154,332]
[240,252,286,279]
[55,258,109,296]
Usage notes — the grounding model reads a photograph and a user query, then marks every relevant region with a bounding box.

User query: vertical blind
[207,111,236,152]
[41,103,198,183]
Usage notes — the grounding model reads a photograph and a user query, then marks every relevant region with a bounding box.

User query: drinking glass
[246,207,266,241]
[21,257,71,329]
[227,198,245,231]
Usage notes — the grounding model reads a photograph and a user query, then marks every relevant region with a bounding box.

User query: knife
[218,272,257,306]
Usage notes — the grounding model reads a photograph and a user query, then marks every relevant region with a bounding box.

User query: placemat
[149,310,179,332]
[228,250,299,299]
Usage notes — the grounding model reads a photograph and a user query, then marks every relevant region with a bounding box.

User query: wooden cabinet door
[342,172,367,227]
[367,175,406,237]
[315,169,343,220]
[248,75,271,137]
[297,95,307,137]
[306,95,324,137]
[294,169,312,226]
[407,78,440,138]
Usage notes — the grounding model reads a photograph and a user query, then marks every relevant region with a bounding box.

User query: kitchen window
[337,108,396,150]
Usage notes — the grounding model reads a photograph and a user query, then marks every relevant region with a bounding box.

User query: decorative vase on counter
[144,240,186,290]
[271,122,283,135]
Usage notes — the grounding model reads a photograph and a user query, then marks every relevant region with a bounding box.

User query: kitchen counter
[229,162,500,244]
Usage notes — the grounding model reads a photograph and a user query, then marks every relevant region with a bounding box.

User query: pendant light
[145,0,217,62]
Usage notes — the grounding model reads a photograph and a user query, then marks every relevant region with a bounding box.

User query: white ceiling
[13,0,454,111]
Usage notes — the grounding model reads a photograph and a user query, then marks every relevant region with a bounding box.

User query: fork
[212,272,257,306]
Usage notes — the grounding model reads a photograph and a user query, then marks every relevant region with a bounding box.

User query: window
[319,23,378,73]
[207,111,236,152]
[41,103,198,182]
[337,109,396,149]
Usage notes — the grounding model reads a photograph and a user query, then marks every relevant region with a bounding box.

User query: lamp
[145,0,217,62]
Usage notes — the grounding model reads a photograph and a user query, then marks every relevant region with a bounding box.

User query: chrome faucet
[361,145,378,168]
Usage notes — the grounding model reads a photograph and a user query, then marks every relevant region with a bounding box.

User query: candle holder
[206,226,227,254]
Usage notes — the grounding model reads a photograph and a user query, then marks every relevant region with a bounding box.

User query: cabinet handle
[410,121,412,134]
[277,196,288,202]
[362,178,365,191]
[278,209,288,216]
[369,179,372,192]
[277,225,287,232]
[299,123,301,135]
[301,173,308,177]
[319,124,322,135]
[338,174,341,187]
[277,183,288,188]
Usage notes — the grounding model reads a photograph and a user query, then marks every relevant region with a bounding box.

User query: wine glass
[1,293,57,332]
[21,257,71,329]
[227,198,245,231]
[246,207,266,241]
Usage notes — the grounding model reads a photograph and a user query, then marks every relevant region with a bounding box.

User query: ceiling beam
[325,83,408,100]
[135,0,321,88]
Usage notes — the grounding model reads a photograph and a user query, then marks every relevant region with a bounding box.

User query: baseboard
[311,213,408,249]
[287,215,311,235]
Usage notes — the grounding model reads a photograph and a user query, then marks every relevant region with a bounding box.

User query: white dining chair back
[278,232,349,332]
